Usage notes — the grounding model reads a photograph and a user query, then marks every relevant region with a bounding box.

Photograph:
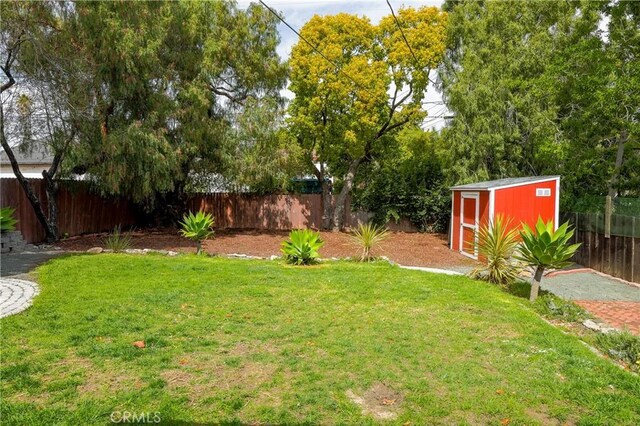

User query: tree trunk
[42,170,59,242]
[607,130,627,199]
[196,240,202,255]
[321,180,333,230]
[309,159,333,230]
[0,105,58,242]
[529,265,545,302]
[331,157,362,231]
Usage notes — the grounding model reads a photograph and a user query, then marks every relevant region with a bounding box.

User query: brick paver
[0,278,40,318]
[575,300,640,335]
[541,269,640,335]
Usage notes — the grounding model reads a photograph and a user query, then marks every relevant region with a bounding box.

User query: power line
[385,0,437,86]
[258,0,386,107]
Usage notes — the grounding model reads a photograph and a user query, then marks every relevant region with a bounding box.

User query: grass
[1,254,639,425]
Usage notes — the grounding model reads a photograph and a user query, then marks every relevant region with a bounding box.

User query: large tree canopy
[440,0,639,206]
[287,7,447,230]
[67,0,287,203]
[1,0,287,239]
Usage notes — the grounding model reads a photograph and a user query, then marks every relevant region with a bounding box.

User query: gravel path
[0,278,39,318]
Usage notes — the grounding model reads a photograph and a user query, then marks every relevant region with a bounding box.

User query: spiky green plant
[350,222,390,262]
[280,229,324,265]
[103,225,133,252]
[179,210,215,255]
[469,215,521,286]
[515,218,581,302]
[0,207,18,233]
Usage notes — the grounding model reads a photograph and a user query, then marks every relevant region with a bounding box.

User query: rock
[166,251,179,256]
[582,319,617,334]
[269,255,280,261]
[124,249,146,254]
[132,340,146,349]
[87,247,103,254]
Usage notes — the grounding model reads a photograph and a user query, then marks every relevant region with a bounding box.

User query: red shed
[450,176,560,259]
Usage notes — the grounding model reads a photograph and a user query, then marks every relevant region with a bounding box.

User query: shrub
[533,294,589,323]
[351,223,390,262]
[179,210,215,255]
[469,215,521,286]
[281,229,324,265]
[103,225,133,252]
[515,218,581,302]
[0,207,18,233]
[595,331,640,372]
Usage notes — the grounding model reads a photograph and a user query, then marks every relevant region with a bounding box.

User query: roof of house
[450,176,560,191]
[0,141,54,165]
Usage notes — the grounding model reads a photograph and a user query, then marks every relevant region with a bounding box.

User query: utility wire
[385,0,437,86]
[258,0,388,109]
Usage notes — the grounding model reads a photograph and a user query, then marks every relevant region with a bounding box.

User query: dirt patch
[77,361,144,395]
[524,407,566,426]
[162,353,278,405]
[346,382,403,420]
[222,341,280,357]
[56,228,477,269]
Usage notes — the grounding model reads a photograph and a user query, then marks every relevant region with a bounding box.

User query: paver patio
[0,278,40,318]
[542,270,640,334]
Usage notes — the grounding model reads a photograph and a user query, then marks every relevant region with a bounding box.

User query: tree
[352,127,450,232]
[516,218,581,302]
[440,0,639,204]
[287,7,447,230]
[67,0,287,208]
[1,0,287,240]
[1,1,88,242]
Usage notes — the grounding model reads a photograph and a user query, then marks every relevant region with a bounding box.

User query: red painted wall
[451,190,490,251]
[451,179,558,253]
[494,180,557,231]
[451,191,461,250]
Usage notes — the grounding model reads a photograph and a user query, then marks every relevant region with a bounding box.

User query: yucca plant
[515,218,581,302]
[469,215,521,286]
[179,210,215,255]
[0,207,18,233]
[350,222,390,262]
[103,225,133,252]
[281,229,324,265]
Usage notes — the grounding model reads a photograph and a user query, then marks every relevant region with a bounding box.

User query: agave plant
[103,225,133,252]
[469,215,521,286]
[179,210,215,255]
[0,207,18,233]
[515,218,581,302]
[281,229,324,265]
[350,222,390,262]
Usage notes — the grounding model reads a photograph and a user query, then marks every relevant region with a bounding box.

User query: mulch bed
[55,228,477,269]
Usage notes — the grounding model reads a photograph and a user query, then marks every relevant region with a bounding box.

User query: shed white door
[459,192,479,259]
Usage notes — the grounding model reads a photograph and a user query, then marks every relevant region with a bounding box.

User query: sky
[237,0,448,130]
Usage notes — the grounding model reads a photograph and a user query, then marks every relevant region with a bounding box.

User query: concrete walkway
[541,270,640,334]
[1,250,63,277]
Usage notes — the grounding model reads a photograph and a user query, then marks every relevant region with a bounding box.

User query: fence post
[605,195,612,238]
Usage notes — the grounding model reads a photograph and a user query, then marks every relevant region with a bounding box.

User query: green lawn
[1,255,639,425]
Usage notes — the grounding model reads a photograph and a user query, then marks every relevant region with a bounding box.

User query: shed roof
[450,176,559,191]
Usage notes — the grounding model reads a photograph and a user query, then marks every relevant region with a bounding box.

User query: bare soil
[56,228,477,269]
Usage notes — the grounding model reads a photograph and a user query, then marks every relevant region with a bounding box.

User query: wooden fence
[564,213,639,284]
[188,193,324,230]
[1,178,418,243]
[1,178,137,243]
